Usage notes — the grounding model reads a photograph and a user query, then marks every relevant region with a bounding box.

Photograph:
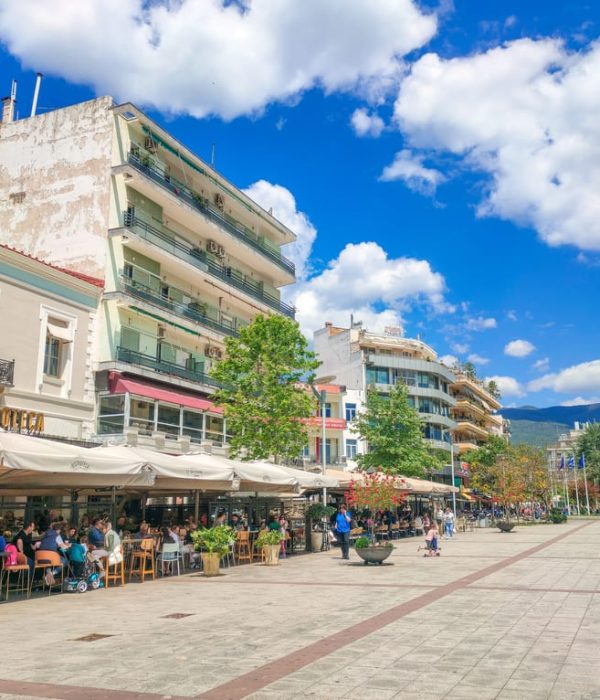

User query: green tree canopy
[576,423,600,482]
[210,314,319,462]
[352,383,442,477]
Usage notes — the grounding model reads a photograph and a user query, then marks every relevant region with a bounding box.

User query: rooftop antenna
[210,143,216,167]
[30,72,43,117]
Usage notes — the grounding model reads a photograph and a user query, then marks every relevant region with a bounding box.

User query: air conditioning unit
[214,192,225,210]
[216,245,225,258]
[144,136,157,153]
[207,240,220,254]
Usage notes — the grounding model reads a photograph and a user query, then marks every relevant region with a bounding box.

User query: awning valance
[47,322,73,343]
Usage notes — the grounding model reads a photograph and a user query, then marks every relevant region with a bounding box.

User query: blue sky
[1,0,599,409]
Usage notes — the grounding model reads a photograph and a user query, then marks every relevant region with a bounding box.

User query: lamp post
[309,374,335,506]
[450,435,457,517]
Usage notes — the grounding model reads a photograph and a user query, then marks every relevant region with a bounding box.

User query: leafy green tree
[210,314,319,462]
[463,436,507,497]
[576,423,600,483]
[352,384,442,477]
[486,379,501,400]
[462,361,477,380]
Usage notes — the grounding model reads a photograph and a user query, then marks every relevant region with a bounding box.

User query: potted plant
[345,471,404,565]
[305,503,336,552]
[255,530,284,566]
[190,525,235,576]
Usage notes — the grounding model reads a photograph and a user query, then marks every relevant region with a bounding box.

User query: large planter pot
[311,531,325,552]
[356,546,393,566]
[496,521,515,533]
[201,552,221,576]
[263,544,280,566]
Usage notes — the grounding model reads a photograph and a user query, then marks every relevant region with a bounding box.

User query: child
[69,535,89,577]
[424,522,440,557]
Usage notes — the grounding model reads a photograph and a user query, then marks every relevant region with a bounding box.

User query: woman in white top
[104,521,123,566]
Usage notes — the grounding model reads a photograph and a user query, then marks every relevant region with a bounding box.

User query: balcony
[122,213,295,318]
[0,359,14,386]
[116,346,223,390]
[119,275,243,337]
[126,152,296,277]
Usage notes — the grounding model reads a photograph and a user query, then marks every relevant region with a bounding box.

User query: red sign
[302,417,347,430]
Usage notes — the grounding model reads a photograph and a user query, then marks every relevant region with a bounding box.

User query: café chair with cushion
[1,552,30,601]
[31,550,64,596]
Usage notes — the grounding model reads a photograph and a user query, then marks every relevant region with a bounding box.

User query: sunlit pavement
[1,520,600,699]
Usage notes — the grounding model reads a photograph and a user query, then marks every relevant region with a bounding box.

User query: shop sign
[1,407,44,434]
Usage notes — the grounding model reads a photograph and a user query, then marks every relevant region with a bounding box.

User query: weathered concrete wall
[0,96,114,279]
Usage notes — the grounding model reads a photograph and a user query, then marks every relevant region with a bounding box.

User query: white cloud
[350,108,385,137]
[393,38,600,251]
[506,310,518,321]
[533,357,550,372]
[0,0,437,120]
[468,353,490,366]
[380,149,445,194]
[528,359,600,394]
[292,241,450,336]
[439,354,459,368]
[560,396,600,406]
[465,316,497,331]
[485,375,525,398]
[504,339,536,357]
[243,180,316,282]
[451,342,469,354]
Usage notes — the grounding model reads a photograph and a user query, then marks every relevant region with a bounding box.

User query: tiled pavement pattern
[1,520,600,700]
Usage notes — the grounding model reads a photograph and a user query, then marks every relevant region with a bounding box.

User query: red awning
[108,372,222,414]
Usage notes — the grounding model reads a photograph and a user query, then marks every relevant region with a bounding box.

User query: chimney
[1,80,17,123]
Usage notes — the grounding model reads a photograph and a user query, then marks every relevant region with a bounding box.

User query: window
[97,395,125,434]
[346,439,358,459]
[130,398,155,434]
[43,336,61,376]
[182,410,203,443]
[323,402,332,418]
[366,367,389,385]
[345,403,357,422]
[157,403,180,438]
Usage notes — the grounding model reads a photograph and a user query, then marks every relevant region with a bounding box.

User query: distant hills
[500,403,600,448]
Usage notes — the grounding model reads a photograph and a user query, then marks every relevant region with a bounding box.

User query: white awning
[47,322,73,343]
[261,464,339,489]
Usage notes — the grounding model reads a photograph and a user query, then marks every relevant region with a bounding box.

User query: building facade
[0,245,102,441]
[0,97,297,452]
[314,322,457,461]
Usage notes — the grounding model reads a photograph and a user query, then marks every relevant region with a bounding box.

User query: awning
[110,374,223,414]
[47,322,73,343]
[264,464,339,489]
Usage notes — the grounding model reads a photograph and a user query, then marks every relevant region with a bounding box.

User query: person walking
[443,507,455,539]
[335,504,352,560]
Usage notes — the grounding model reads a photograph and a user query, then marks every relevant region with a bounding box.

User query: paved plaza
[1,520,600,700]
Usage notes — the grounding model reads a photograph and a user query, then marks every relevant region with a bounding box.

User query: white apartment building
[0,96,296,452]
[314,321,457,465]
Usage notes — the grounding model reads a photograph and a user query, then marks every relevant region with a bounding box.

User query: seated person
[13,521,38,571]
[267,516,280,532]
[88,518,105,548]
[69,535,89,577]
[0,529,8,553]
[134,521,150,540]
[104,522,123,566]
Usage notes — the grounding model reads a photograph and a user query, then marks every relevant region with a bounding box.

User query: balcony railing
[116,346,223,390]
[0,358,14,386]
[120,276,244,337]
[122,212,295,318]
[126,152,296,277]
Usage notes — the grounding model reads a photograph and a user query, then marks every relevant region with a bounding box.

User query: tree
[486,379,501,400]
[576,423,600,483]
[461,361,477,380]
[210,314,319,462]
[345,471,405,540]
[352,383,442,477]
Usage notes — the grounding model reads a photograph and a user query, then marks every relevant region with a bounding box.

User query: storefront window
[157,403,180,437]
[129,398,155,434]
[206,415,224,444]
[97,395,125,434]
[182,410,203,444]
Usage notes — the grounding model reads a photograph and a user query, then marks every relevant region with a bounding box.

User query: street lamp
[309,374,336,507]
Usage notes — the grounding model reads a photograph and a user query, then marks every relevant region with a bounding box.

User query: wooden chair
[235,531,252,564]
[31,550,64,595]
[129,538,155,581]
[102,546,126,588]
[1,552,30,601]
[375,525,389,541]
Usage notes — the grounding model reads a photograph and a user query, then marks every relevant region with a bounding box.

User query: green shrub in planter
[191,525,235,556]
[549,508,567,523]
[305,504,336,521]
[255,530,284,548]
[355,536,370,549]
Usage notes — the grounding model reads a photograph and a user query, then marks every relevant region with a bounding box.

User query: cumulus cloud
[504,339,536,358]
[243,180,316,281]
[0,0,437,120]
[379,149,445,194]
[292,242,450,336]
[468,353,490,366]
[439,354,459,368]
[533,357,550,372]
[485,375,525,398]
[465,316,497,331]
[528,359,600,394]
[393,38,600,251]
[451,343,469,354]
[560,396,600,406]
[350,108,385,137]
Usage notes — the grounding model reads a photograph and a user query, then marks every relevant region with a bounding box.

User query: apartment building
[300,383,348,467]
[314,321,457,461]
[0,245,102,440]
[0,96,296,451]
[450,371,505,455]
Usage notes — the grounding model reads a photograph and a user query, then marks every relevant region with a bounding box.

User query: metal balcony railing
[0,358,15,386]
[122,212,295,318]
[116,346,223,390]
[126,152,296,277]
[120,276,244,337]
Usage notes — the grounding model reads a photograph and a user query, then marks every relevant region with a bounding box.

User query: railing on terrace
[126,152,296,277]
[116,346,223,390]
[122,212,295,318]
[120,275,244,337]
[0,359,15,386]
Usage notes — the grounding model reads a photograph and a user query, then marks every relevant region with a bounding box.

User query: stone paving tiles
[0,520,599,699]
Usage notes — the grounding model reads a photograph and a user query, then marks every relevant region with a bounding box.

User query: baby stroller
[64,551,102,593]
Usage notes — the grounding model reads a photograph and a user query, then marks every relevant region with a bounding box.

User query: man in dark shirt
[88,518,105,548]
[14,521,37,571]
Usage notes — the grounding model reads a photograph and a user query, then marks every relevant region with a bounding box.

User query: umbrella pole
[194,490,200,524]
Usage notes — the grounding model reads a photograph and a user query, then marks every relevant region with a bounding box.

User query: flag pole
[564,469,570,515]
[573,463,581,516]
[583,456,591,516]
